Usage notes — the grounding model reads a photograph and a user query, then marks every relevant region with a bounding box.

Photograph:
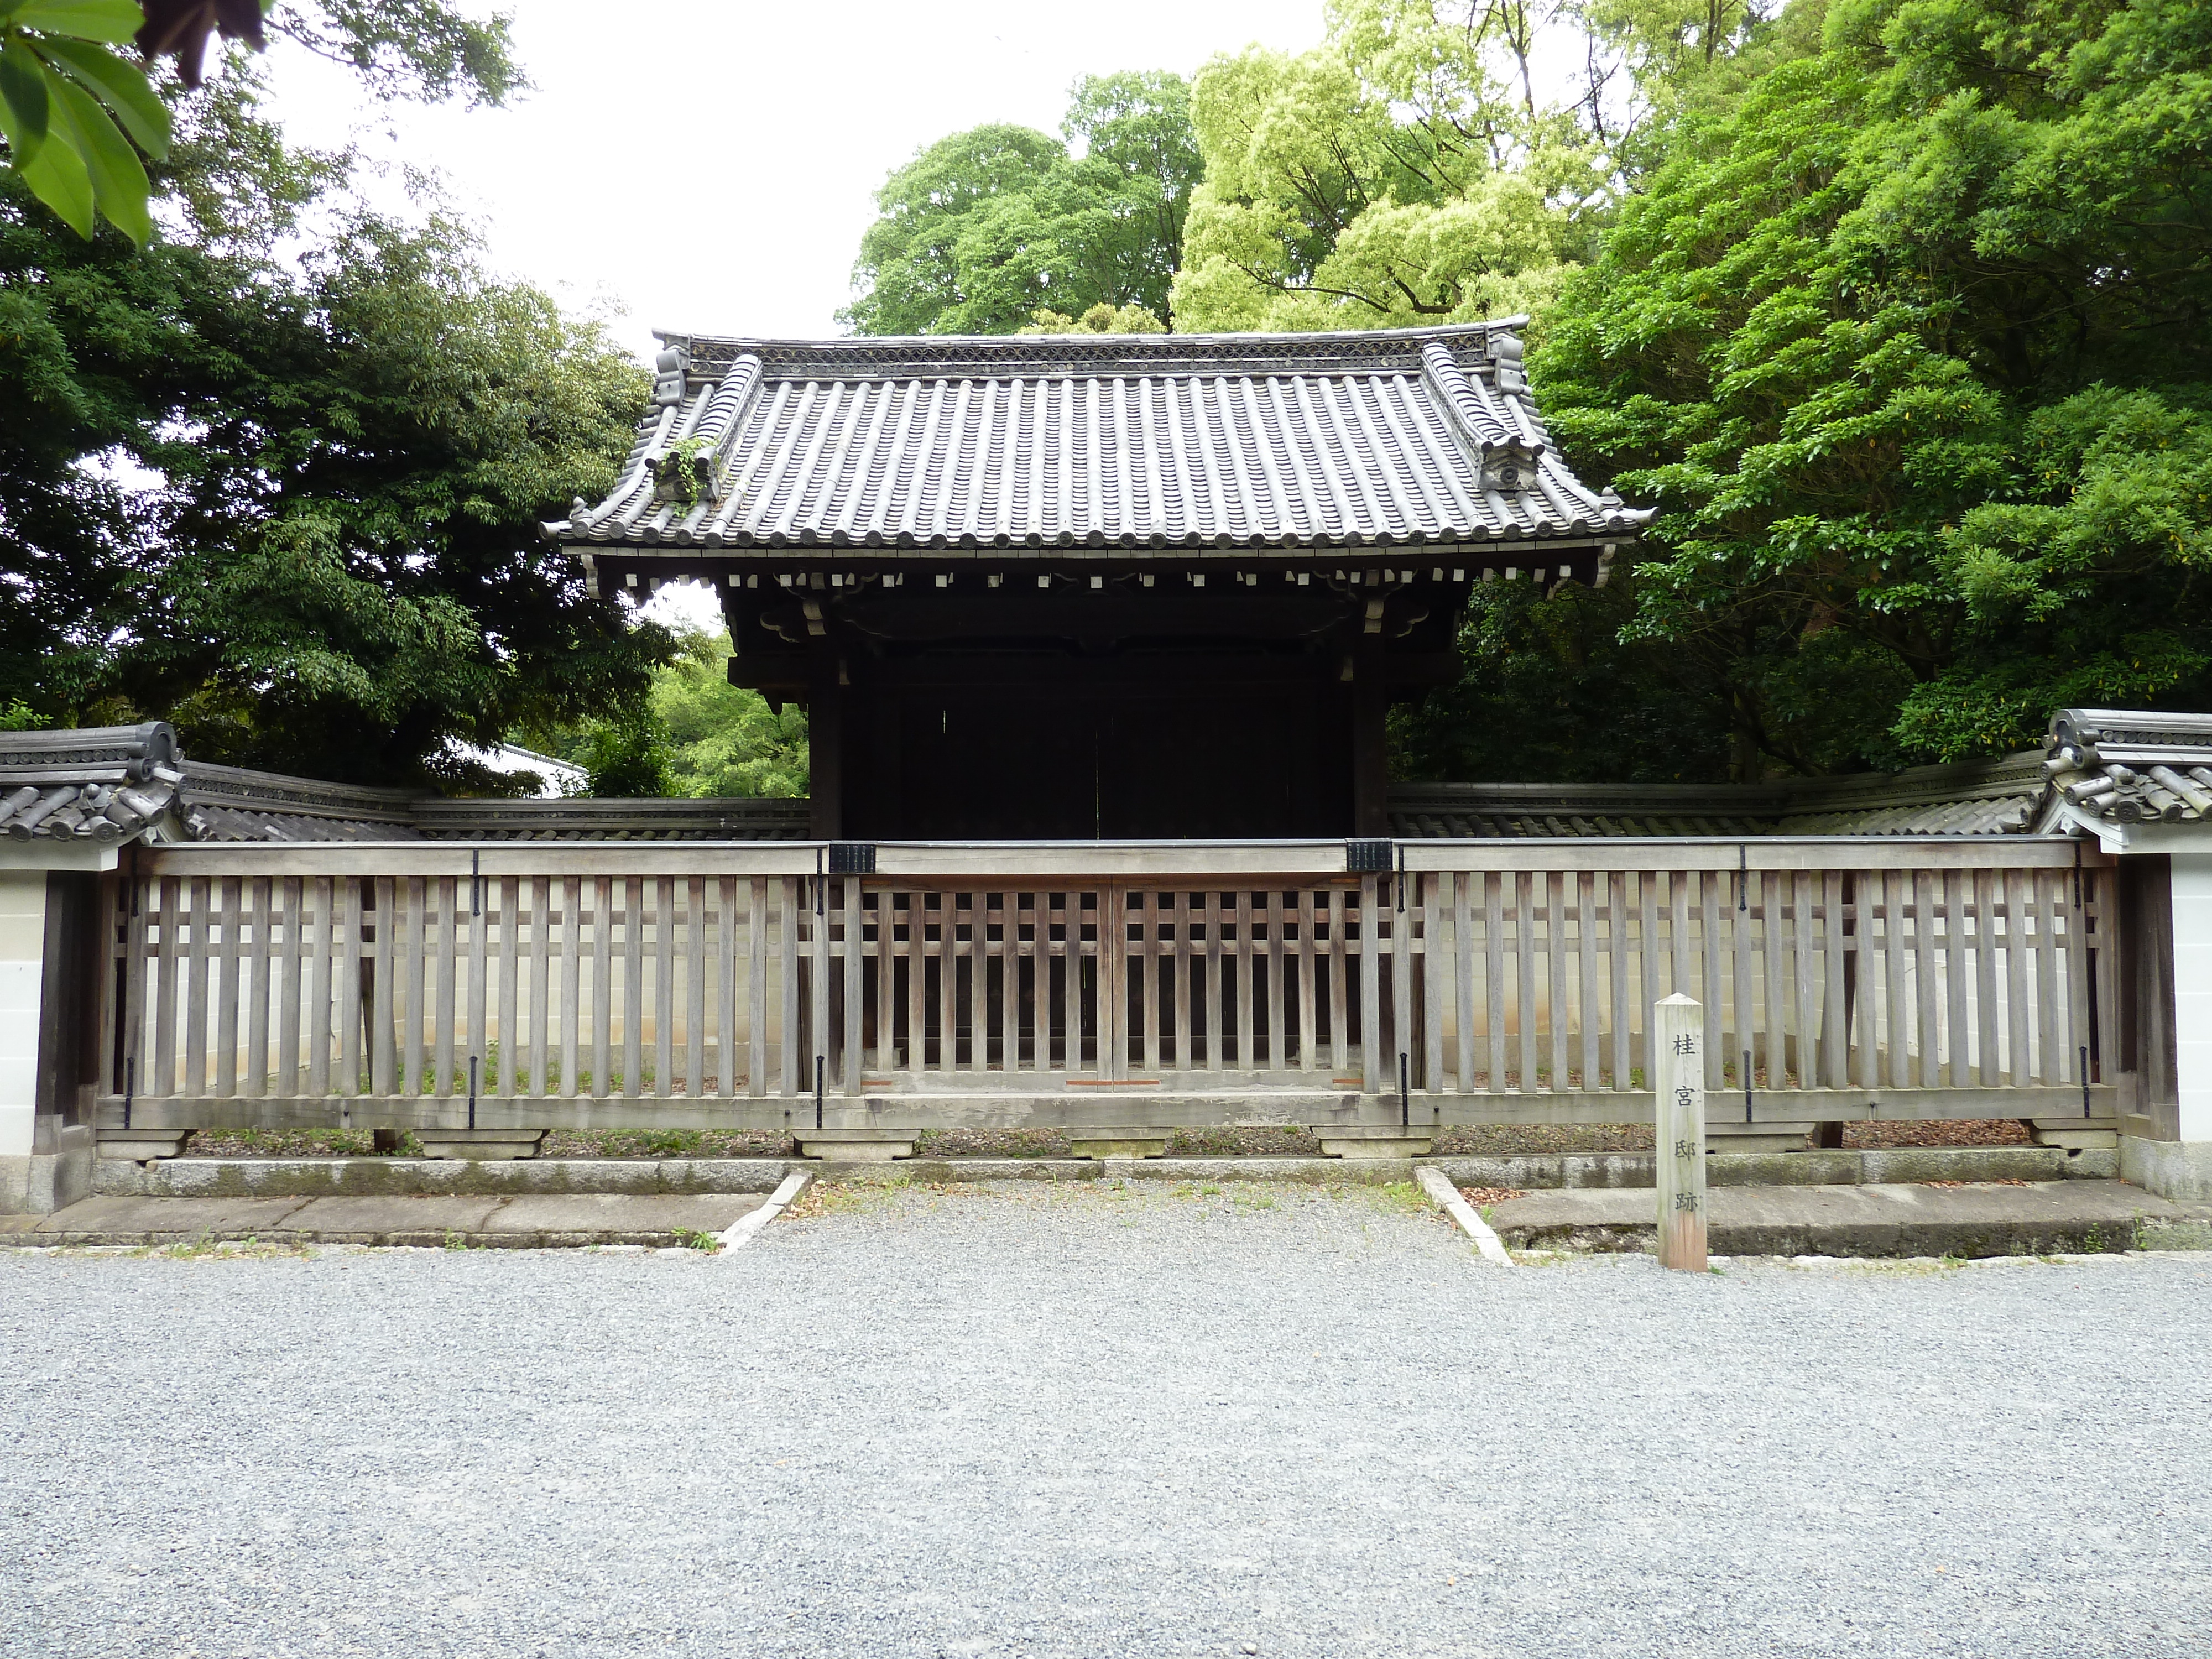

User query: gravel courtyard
[4,1180,2209,1659]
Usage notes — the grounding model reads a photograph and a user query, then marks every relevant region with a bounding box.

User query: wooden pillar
[807,653,843,841]
[1654,992,1707,1271]
[1351,657,1389,838]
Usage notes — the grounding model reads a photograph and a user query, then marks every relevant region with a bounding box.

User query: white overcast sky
[256,0,1329,363]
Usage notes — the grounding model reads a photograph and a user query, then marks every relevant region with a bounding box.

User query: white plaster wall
[2174,854,2212,1142]
[0,871,46,1157]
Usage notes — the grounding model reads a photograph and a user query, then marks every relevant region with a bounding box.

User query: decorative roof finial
[651,347,688,408]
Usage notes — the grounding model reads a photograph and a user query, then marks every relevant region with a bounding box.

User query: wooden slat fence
[93,840,2117,1126]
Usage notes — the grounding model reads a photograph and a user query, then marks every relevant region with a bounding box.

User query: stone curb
[1428,1145,2117,1191]
[96,1145,2114,1202]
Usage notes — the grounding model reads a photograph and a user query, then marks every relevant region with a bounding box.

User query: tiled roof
[1389,784,1784,839]
[1775,755,2044,837]
[2043,709,2212,824]
[1388,755,2048,840]
[0,724,187,843]
[179,762,810,843]
[546,322,1651,557]
[410,798,810,842]
[181,761,423,842]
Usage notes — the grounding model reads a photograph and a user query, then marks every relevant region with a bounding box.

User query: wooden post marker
[1653,992,1707,1271]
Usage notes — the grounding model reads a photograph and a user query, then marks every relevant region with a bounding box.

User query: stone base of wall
[0,1124,93,1214]
[2121,1136,2212,1204]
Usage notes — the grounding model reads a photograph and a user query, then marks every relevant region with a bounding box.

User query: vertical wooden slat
[1639,871,1663,1082]
[308,877,334,1099]
[2092,868,2117,1086]
[1515,872,1538,1094]
[209,876,238,1097]
[1972,868,1998,1086]
[1610,873,1632,1091]
[398,877,424,1097]
[684,875,707,1097]
[591,874,614,1099]
[645,875,669,1099]
[1138,889,1160,1075]
[875,888,897,1076]
[1703,872,1728,1093]
[276,877,302,1097]
[1728,868,1754,1095]
[369,875,396,1099]
[558,876,581,1099]
[1347,878,1373,1091]
[1793,873,1821,1092]
[525,876,550,1098]
[337,878,363,1097]
[1106,884,1133,1083]
[903,886,926,1076]
[243,878,270,1099]
[1484,872,1506,1092]
[1879,871,1907,1090]
[625,875,647,1099]
[1824,872,1850,1089]
[999,889,1020,1078]
[1760,871,1788,1091]
[1420,877,1442,1093]
[466,870,489,1099]
[844,877,865,1093]
[1451,874,1474,1091]
[2035,872,2063,1084]
[119,874,149,1099]
[782,877,805,1094]
[2007,868,2033,1086]
[942,888,962,1074]
[747,877,769,1095]
[1234,889,1256,1073]
[2063,865,2091,1084]
[1065,888,1087,1073]
[964,889,985,1073]
[1670,870,1693,1009]
[1547,871,1569,1093]
[1390,876,1413,1091]
[1268,890,1288,1073]
[1637,867,1661,1011]
[712,877,735,1097]
[1943,870,1969,1089]
[646,876,670,1099]
[490,876,516,1098]
[1577,870,1600,1092]
[212,877,239,1098]
[431,877,456,1098]
[1327,888,1348,1077]
[1913,871,1941,1089]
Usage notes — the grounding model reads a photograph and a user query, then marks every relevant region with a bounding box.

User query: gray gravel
[4,1181,2209,1658]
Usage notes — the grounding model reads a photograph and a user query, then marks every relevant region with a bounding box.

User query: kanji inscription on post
[1653,992,1707,1271]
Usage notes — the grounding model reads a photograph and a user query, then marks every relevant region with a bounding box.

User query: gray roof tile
[551,322,1650,556]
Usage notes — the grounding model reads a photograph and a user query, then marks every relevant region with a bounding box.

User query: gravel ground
[5,1182,2208,1659]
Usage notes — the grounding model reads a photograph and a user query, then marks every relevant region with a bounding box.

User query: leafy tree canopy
[1170,0,1615,332]
[1533,0,2212,776]
[1,2,669,791]
[521,628,808,801]
[842,70,1202,335]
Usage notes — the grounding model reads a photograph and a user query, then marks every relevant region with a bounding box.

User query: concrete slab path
[1,1190,762,1246]
[1486,1177,2212,1256]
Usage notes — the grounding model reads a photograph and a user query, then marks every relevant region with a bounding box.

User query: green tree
[1533,0,2212,776]
[1170,0,1601,332]
[0,4,669,790]
[843,71,1202,335]
[651,631,808,800]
